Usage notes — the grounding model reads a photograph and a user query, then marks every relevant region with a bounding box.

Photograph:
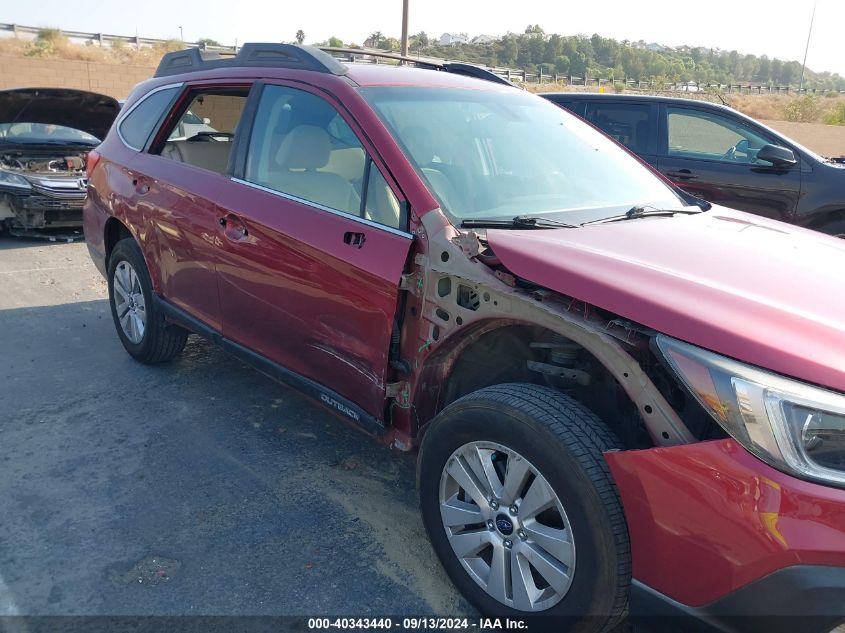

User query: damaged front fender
[396,208,694,447]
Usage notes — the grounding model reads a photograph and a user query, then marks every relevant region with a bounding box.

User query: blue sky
[4,0,843,76]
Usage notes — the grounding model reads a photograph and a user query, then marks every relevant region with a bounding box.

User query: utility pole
[400,0,409,56]
[179,26,184,42]
[799,1,817,93]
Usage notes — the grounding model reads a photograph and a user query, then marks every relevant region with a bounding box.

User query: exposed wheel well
[438,324,653,449]
[104,218,132,267]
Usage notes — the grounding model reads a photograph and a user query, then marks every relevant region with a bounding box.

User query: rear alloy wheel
[108,238,189,363]
[113,260,146,344]
[419,384,630,630]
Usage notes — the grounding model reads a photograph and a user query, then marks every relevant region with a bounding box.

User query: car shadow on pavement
[0,298,471,617]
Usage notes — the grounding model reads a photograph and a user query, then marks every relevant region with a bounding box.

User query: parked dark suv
[85,45,845,631]
[542,92,845,235]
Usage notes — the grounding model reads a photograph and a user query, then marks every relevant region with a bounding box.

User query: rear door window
[118,86,180,150]
[156,90,249,174]
[585,102,653,155]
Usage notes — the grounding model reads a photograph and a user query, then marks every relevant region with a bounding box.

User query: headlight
[0,169,31,189]
[656,334,845,487]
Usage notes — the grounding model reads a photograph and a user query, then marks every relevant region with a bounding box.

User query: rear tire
[418,384,630,631]
[107,238,188,363]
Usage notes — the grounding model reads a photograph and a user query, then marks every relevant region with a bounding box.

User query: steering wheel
[187,131,234,143]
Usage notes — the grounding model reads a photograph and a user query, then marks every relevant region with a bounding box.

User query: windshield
[0,122,99,144]
[360,87,685,224]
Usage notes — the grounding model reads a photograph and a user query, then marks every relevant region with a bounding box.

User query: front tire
[107,238,188,363]
[418,384,629,631]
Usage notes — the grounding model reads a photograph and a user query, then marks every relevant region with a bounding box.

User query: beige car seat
[271,125,360,214]
[162,140,232,174]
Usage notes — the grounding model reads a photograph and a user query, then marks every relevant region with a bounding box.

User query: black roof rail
[154,43,349,78]
[440,62,514,86]
[320,47,516,87]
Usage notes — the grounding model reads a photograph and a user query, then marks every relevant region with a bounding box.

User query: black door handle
[666,169,697,180]
[343,231,366,248]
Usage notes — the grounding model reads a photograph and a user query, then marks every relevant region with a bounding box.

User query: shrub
[823,103,845,126]
[784,95,822,122]
[36,28,62,43]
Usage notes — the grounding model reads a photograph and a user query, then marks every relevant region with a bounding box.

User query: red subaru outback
[84,44,845,631]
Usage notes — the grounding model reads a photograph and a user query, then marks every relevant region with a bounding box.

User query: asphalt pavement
[0,234,470,618]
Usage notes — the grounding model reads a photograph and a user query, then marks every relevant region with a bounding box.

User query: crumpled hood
[487,207,845,392]
[0,88,119,141]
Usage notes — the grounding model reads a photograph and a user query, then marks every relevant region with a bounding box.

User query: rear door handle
[343,231,366,248]
[666,169,697,181]
[219,213,249,241]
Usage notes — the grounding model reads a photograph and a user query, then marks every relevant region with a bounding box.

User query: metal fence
[329,51,845,96]
[0,23,237,54]
[2,23,842,96]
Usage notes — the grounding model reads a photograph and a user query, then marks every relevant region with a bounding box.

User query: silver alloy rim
[112,260,146,344]
[438,441,576,612]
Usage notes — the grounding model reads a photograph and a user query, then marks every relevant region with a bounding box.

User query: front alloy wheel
[440,441,576,611]
[418,384,630,628]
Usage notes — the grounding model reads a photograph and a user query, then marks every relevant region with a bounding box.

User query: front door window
[666,108,778,166]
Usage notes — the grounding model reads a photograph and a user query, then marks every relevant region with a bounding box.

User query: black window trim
[359,157,373,217]
[116,82,184,151]
[232,79,412,235]
[229,81,265,179]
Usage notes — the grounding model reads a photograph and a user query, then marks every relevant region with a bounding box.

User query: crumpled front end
[0,158,89,234]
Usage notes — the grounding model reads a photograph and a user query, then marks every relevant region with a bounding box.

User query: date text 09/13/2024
[307,618,528,630]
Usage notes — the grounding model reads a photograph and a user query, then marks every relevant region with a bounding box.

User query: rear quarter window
[118,87,180,150]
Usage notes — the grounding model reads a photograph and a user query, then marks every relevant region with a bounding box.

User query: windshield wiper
[581,205,703,226]
[461,215,579,230]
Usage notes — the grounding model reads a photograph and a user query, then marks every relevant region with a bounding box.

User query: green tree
[197,37,221,47]
[554,55,570,74]
[295,30,305,44]
[367,31,384,48]
[500,37,518,66]
[327,36,344,48]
